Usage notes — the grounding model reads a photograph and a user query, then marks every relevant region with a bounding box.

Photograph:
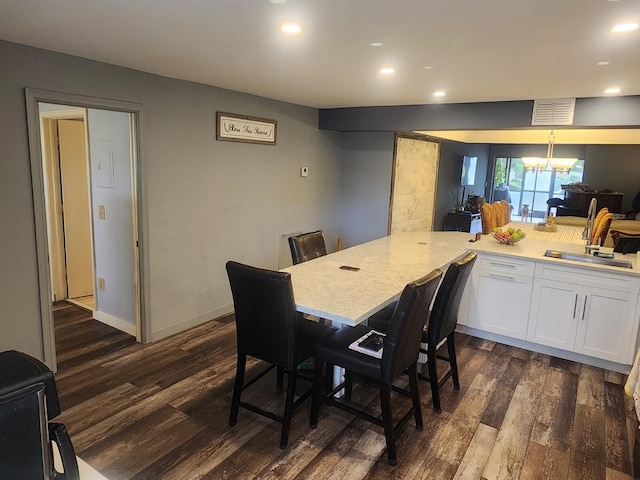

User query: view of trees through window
[493,158,585,220]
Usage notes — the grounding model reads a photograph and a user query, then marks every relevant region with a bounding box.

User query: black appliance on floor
[0,350,79,479]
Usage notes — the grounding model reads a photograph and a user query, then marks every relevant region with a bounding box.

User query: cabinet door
[467,268,533,339]
[527,279,581,350]
[576,289,638,364]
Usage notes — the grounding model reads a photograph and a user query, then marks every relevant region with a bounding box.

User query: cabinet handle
[489,274,515,281]
[582,296,588,321]
[489,262,516,269]
[573,294,578,319]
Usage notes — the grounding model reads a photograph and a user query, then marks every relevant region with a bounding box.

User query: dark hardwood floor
[53,302,640,479]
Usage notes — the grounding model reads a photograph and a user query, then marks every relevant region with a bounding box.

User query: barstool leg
[229,354,246,426]
[380,384,397,465]
[447,334,460,390]
[407,362,423,431]
[280,369,297,449]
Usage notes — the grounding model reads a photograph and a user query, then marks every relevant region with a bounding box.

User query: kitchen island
[458,222,640,373]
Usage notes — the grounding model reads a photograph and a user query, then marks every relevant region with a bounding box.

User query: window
[493,158,585,220]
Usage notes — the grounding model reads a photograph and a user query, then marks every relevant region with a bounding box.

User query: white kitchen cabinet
[577,287,638,363]
[528,263,640,364]
[467,254,534,339]
[527,278,581,350]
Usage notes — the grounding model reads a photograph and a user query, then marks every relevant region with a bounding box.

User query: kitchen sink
[543,250,633,269]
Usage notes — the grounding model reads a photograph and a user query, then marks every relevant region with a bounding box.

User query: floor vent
[531,98,575,126]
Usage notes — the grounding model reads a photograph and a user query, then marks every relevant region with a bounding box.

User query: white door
[58,119,93,299]
[87,109,138,336]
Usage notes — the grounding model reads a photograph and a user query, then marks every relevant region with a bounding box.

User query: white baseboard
[93,310,136,336]
[150,305,234,342]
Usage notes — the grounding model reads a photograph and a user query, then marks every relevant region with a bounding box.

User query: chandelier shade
[521,131,577,173]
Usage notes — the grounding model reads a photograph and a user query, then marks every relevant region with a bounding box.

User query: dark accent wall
[320,96,640,132]
[436,142,490,230]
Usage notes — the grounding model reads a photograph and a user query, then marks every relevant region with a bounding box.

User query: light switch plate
[300,166,309,177]
[98,205,105,219]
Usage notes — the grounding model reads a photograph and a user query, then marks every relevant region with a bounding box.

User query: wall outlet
[98,205,105,219]
[97,277,105,291]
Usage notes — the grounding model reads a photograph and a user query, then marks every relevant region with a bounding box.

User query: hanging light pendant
[522,157,548,172]
[546,130,578,173]
[548,157,578,173]
[523,131,577,173]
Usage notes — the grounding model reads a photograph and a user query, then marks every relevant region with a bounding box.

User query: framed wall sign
[216,112,277,145]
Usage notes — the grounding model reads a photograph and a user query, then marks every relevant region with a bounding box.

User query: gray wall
[0,40,342,359]
[338,132,395,247]
[336,134,491,239]
[583,145,640,212]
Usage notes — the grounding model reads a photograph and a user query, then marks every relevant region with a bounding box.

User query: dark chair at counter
[288,229,331,332]
[310,269,443,465]
[225,261,334,449]
[547,198,564,216]
[288,230,327,265]
[368,251,477,413]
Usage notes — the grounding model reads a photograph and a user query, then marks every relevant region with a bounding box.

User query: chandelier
[522,131,578,173]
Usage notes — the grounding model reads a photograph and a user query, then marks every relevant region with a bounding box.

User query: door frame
[25,88,148,370]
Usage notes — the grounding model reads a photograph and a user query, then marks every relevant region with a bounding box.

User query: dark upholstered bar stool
[288,229,331,333]
[310,269,442,465]
[368,251,477,413]
[288,230,327,265]
[226,261,334,449]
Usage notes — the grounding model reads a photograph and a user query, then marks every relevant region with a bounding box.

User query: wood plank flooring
[53,302,640,479]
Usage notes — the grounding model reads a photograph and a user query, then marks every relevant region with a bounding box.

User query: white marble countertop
[283,231,474,326]
[472,221,640,276]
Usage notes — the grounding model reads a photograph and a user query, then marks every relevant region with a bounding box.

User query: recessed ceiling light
[424,66,435,70]
[380,67,394,75]
[281,22,302,34]
[597,61,610,66]
[612,22,638,32]
[370,42,383,47]
[604,87,621,94]
[433,90,446,97]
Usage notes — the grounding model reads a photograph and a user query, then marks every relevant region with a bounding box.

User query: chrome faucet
[583,197,598,253]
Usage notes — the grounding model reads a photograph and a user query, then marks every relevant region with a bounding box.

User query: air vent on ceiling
[531,98,576,126]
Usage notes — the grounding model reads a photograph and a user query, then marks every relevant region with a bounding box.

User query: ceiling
[1,0,639,109]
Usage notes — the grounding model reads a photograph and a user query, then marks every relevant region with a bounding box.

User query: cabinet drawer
[477,254,535,277]
[535,262,640,294]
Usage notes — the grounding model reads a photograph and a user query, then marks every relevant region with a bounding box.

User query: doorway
[41,110,95,310]
[26,89,146,371]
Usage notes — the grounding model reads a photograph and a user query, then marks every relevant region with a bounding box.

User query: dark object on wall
[0,350,79,479]
[461,156,477,186]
